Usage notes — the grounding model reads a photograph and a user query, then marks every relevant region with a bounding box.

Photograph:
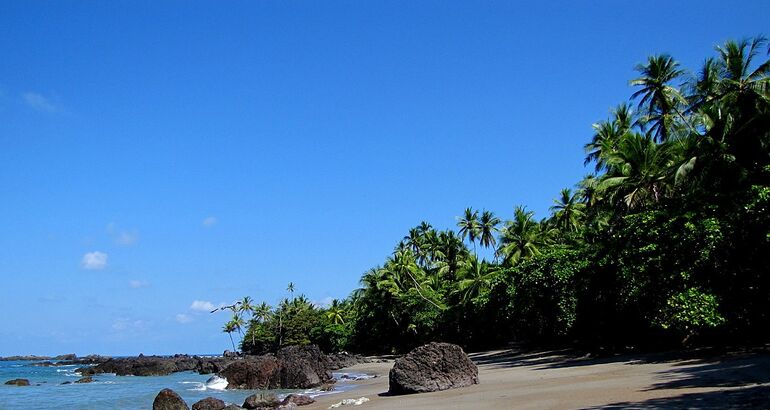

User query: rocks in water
[53,353,77,360]
[62,381,72,385]
[219,345,334,390]
[74,376,94,383]
[192,396,226,410]
[80,355,200,376]
[196,358,235,375]
[4,378,30,386]
[153,388,190,410]
[388,342,478,395]
[242,393,280,410]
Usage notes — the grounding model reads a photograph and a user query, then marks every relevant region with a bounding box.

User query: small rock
[192,396,226,410]
[153,388,190,410]
[328,397,370,408]
[281,394,314,406]
[242,393,280,410]
[62,381,72,385]
[75,376,94,383]
[4,379,30,386]
[223,405,244,410]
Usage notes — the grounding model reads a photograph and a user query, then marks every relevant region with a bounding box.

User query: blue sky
[1,1,768,356]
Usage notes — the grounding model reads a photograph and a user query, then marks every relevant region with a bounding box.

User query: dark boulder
[219,356,281,389]
[242,393,280,410]
[196,358,234,375]
[276,345,333,388]
[219,345,334,390]
[388,342,478,395]
[153,388,190,410]
[192,396,226,410]
[223,350,239,358]
[74,376,94,383]
[4,378,30,386]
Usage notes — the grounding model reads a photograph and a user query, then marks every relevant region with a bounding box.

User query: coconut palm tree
[223,320,238,352]
[631,54,689,141]
[326,299,346,325]
[478,210,501,250]
[457,208,481,252]
[498,206,546,266]
[549,188,585,233]
[455,254,498,303]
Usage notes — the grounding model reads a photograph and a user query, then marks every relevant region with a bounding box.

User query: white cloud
[111,318,147,332]
[22,92,58,112]
[129,280,148,289]
[202,216,217,227]
[175,314,193,324]
[190,300,215,312]
[116,231,139,246]
[81,251,108,270]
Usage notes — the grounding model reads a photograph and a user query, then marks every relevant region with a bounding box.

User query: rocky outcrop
[74,376,94,383]
[219,356,282,390]
[196,358,235,374]
[276,345,332,388]
[4,378,30,386]
[153,388,190,410]
[192,396,226,410]
[219,345,334,390]
[79,355,200,376]
[388,342,478,395]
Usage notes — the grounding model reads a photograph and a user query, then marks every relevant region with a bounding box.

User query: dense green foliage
[226,37,770,354]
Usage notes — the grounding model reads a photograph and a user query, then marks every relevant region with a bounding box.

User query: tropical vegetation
[221,36,770,354]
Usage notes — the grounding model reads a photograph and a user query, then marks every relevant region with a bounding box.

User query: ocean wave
[334,372,375,381]
[204,375,228,391]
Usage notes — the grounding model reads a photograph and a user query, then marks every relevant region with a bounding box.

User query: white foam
[205,375,228,391]
[328,397,370,408]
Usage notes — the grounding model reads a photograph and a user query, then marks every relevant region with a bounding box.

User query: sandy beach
[310,348,770,409]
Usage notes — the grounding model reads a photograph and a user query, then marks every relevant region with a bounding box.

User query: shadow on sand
[469,346,770,408]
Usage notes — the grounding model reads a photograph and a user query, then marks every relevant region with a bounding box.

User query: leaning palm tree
[223,320,238,352]
[456,208,481,252]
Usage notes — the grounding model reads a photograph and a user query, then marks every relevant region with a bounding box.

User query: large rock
[219,345,334,390]
[280,394,315,407]
[388,342,478,394]
[326,352,369,370]
[192,396,226,410]
[4,378,30,386]
[153,388,190,410]
[219,356,282,390]
[276,345,332,388]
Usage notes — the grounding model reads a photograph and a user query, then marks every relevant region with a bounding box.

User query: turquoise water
[0,360,358,409]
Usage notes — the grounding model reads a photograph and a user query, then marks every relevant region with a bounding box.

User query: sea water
[0,360,363,409]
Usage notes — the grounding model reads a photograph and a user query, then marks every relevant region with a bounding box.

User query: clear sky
[1,1,768,356]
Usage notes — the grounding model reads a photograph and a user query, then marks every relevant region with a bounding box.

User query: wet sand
[310,348,770,409]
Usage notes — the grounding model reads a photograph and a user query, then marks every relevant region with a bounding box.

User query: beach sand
[309,348,770,409]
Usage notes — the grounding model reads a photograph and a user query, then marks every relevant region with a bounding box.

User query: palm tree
[223,320,238,352]
[597,133,674,209]
[630,54,689,141]
[478,210,501,250]
[455,254,498,303]
[457,208,481,252]
[549,188,585,233]
[326,299,346,325]
[585,104,634,171]
[498,206,546,265]
[286,282,295,297]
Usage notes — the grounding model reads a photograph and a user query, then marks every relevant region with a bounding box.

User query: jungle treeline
[222,36,770,355]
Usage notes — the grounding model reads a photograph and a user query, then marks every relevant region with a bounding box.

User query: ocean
[0,359,366,409]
